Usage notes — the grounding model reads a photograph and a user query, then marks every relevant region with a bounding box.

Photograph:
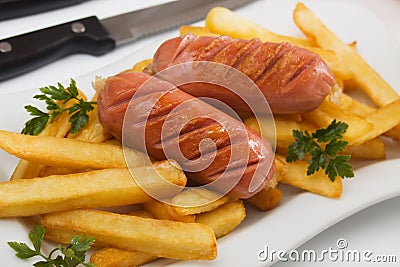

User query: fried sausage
[97,72,276,198]
[146,34,335,114]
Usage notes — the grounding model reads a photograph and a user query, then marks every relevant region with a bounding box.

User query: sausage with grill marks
[97,72,276,198]
[145,34,335,114]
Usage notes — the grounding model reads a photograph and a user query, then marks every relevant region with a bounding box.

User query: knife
[0,0,256,81]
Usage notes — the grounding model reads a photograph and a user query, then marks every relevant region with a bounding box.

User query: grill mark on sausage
[284,56,319,89]
[195,36,232,62]
[254,42,292,85]
[231,39,263,69]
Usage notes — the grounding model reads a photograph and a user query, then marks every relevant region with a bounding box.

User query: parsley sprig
[21,79,96,135]
[286,119,354,181]
[8,224,95,267]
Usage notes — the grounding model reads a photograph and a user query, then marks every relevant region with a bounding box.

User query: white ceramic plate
[0,0,400,266]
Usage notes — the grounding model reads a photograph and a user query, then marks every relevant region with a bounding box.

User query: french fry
[205,7,313,46]
[302,99,374,145]
[171,188,231,216]
[293,2,399,107]
[180,25,219,37]
[0,161,186,217]
[357,99,400,145]
[90,248,158,267]
[276,154,342,198]
[41,209,217,260]
[195,200,246,238]
[143,198,195,223]
[341,93,400,141]
[246,187,283,211]
[344,137,385,160]
[0,130,148,170]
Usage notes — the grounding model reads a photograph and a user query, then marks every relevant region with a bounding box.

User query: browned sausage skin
[97,72,276,199]
[146,34,335,114]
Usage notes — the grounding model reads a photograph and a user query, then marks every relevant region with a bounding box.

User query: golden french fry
[246,187,282,211]
[90,248,158,267]
[341,93,400,141]
[293,2,399,107]
[344,138,385,160]
[302,99,374,145]
[41,209,217,260]
[195,200,246,238]
[171,188,231,216]
[0,161,186,217]
[128,210,154,218]
[180,25,219,37]
[276,154,342,198]
[0,130,148,170]
[143,198,195,223]
[357,99,400,145]
[205,7,312,46]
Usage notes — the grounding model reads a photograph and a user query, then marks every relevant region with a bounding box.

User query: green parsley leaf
[29,224,45,252]
[8,224,95,267]
[7,241,38,259]
[22,79,96,135]
[286,120,354,181]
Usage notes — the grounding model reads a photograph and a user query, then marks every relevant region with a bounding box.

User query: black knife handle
[0,16,116,81]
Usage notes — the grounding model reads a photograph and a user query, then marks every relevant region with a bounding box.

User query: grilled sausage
[145,34,335,114]
[97,72,276,198]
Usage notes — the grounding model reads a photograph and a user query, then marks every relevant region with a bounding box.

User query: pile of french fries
[0,2,399,266]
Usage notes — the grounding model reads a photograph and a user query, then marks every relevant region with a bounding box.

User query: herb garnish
[286,119,354,181]
[21,79,96,135]
[8,224,95,267]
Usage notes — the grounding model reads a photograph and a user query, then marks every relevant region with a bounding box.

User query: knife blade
[0,0,256,81]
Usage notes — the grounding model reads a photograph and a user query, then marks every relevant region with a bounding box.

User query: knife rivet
[0,41,12,53]
[71,22,86,33]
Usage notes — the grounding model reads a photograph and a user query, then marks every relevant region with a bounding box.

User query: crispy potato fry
[358,99,400,145]
[180,25,219,37]
[246,187,283,211]
[0,161,186,217]
[171,188,231,216]
[341,93,400,141]
[293,2,399,107]
[41,209,217,260]
[205,7,312,46]
[0,130,148,170]
[90,248,158,267]
[276,154,342,198]
[344,137,385,160]
[131,59,153,73]
[302,99,374,145]
[195,200,246,238]
[143,198,195,223]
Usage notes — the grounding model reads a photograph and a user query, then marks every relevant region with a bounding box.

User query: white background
[0,0,399,266]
